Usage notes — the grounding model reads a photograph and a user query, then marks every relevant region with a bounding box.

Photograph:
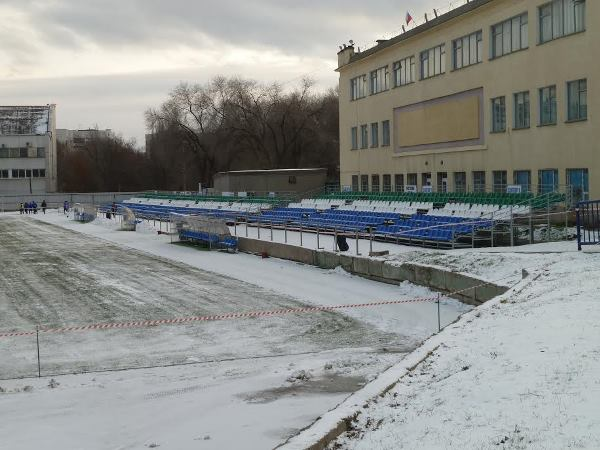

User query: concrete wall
[0,192,143,211]
[213,169,327,194]
[338,0,598,196]
[238,238,507,305]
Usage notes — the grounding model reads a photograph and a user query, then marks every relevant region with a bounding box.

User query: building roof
[343,0,494,67]
[0,105,53,136]
[216,168,327,176]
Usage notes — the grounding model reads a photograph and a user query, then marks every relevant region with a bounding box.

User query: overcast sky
[0,0,449,146]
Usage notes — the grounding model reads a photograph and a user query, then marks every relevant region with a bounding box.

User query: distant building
[0,105,58,195]
[337,0,594,201]
[56,128,112,151]
[213,168,328,194]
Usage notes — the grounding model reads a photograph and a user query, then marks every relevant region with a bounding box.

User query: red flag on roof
[406,11,413,25]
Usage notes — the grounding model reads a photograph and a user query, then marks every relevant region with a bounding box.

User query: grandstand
[112,190,569,249]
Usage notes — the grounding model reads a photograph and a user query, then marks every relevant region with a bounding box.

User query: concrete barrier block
[368,259,384,278]
[339,254,354,272]
[352,257,370,276]
[382,263,415,283]
[413,265,433,286]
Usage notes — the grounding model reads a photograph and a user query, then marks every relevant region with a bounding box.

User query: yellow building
[337,0,594,202]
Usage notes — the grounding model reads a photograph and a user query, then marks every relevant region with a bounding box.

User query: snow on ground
[228,223,578,287]
[0,211,470,450]
[302,247,600,449]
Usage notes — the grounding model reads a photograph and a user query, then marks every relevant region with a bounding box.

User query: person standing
[19,202,24,215]
[41,200,47,214]
[63,200,69,214]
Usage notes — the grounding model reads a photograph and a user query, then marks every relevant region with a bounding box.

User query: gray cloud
[6,0,442,56]
[1,0,446,143]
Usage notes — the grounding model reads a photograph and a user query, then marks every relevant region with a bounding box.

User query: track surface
[0,216,402,378]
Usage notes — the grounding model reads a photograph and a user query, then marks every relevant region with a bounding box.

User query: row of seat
[125,198,271,213]
[320,191,565,207]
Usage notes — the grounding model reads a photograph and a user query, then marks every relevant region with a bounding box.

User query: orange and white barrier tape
[0,296,439,339]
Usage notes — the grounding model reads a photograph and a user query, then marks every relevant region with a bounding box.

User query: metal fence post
[509,206,514,247]
[369,228,373,254]
[36,326,41,378]
[334,228,338,252]
[356,231,360,255]
[576,206,582,251]
[284,224,288,244]
[437,294,441,332]
[270,223,273,242]
[300,223,303,247]
[564,206,569,241]
[257,221,261,240]
[546,195,551,242]
[529,204,534,244]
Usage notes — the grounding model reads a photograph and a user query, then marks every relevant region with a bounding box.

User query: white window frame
[392,56,415,87]
[452,30,483,70]
[420,44,446,80]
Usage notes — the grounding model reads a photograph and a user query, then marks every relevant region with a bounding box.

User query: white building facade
[0,105,58,195]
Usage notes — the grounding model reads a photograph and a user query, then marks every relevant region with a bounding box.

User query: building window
[491,97,506,132]
[20,148,28,158]
[437,172,448,193]
[514,91,530,129]
[370,66,389,95]
[350,75,367,100]
[360,125,368,149]
[566,168,589,202]
[420,44,446,80]
[421,173,432,188]
[453,30,483,70]
[381,120,390,146]
[538,169,559,194]
[473,171,486,193]
[0,147,7,158]
[39,169,46,178]
[371,175,380,192]
[392,56,415,87]
[360,175,369,192]
[9,148,19,158]
[493,170,508,193]
[383,174,392,192]
[491,13,528,58]
[407,173,417,188]
[567,79,587,121]
[370,123,379,147]
[394,174,404,192]
[454,172,467,193]
[352,175,359,192]
[37,147,46,158]
[351,127,358,150]
[539,0,585,44]
[539,85,557,125]
[514,170,532,192]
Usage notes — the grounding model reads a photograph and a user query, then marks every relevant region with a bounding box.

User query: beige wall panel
[396,94,480,148]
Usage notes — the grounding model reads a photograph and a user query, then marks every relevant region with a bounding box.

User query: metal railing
[576,200,600,251]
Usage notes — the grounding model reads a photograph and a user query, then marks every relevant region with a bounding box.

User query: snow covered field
[0,211,469,449]
[284,244,600,449]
